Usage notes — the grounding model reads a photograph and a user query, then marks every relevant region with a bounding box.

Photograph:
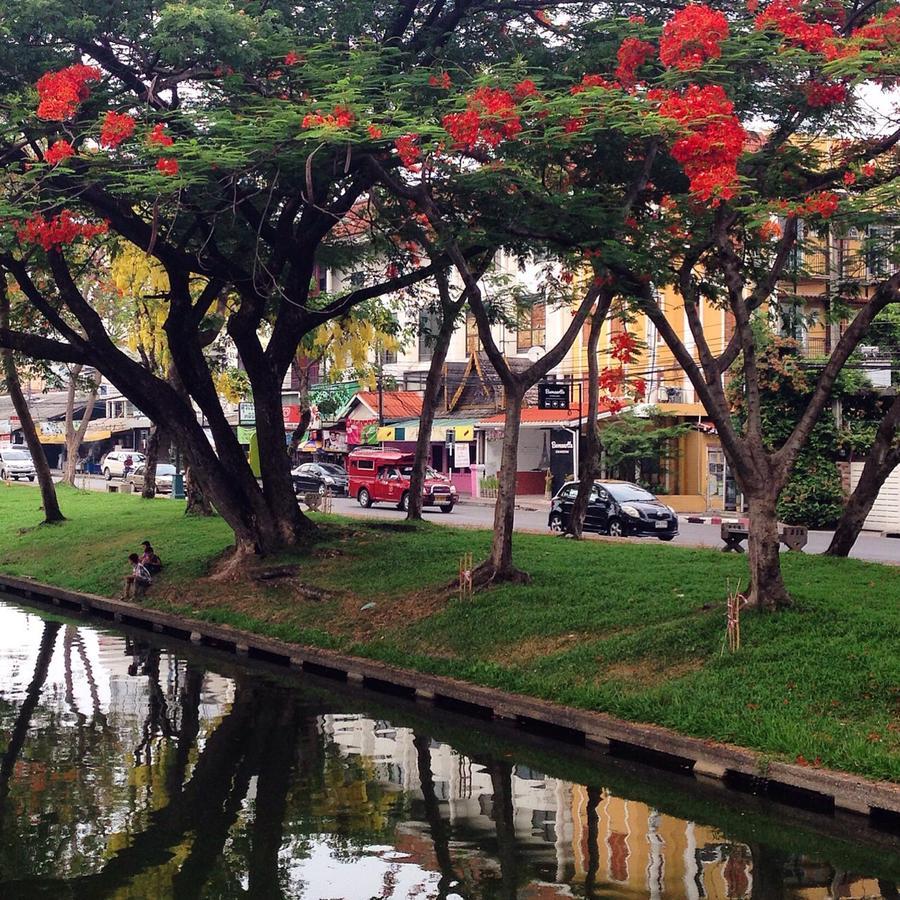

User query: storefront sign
[282,404,301,425]
[538,382,570,410]
[238,402,256,426]
[549,427,575,495]
[237,425,256,444]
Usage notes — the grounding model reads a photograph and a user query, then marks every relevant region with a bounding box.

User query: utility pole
[377,344,384,427]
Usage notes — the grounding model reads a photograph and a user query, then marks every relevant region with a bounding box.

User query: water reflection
[0,598,896,898]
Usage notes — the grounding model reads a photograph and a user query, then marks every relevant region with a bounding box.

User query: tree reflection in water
[0,606,896,899]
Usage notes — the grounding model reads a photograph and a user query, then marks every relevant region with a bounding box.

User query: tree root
[468,560,532,588]
[208,542,259,582]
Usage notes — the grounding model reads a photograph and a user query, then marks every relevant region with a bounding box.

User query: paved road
[58,472,900,565]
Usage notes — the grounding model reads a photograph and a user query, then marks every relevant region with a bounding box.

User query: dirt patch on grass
[486,628,640,667]
[489,633,595,666]
[148,556,350,630]
[600,656,705,689]
[331,583,456,642]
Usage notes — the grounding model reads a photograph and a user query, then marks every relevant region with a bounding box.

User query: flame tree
[0,0,573,562]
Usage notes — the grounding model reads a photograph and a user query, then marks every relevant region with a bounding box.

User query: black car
[292,462,349,496]
[548,481,679,540]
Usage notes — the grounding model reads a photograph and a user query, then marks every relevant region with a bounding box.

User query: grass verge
[0,483,897,782]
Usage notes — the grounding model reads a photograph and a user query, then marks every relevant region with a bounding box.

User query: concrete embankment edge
[0,571,896,824]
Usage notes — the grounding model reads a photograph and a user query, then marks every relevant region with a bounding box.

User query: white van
[0,447,37,481]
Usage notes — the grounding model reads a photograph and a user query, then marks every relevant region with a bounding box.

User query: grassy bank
[1,483,897,782]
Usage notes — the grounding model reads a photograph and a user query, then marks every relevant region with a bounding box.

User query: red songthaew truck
[347,448,459,513]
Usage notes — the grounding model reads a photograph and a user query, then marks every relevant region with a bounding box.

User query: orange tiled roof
[477,399,625,426]
[354,390,423,419]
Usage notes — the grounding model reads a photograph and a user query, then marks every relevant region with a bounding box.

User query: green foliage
[599,407,690,485]
[478,475,499,493]
[777,457,844,528]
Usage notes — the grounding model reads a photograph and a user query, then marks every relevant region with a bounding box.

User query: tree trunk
[474,389,529,584]
[253,382,315,543]
[826,395,900,557]
[414,733,458,893]
[0,295,64,524]
[62,366,101,486]
[746,489,792,611]
[141,424,162,499]
[571,295,612,538]
[408,308,458,521]
[0,621,60,820]
[184,465,213,516]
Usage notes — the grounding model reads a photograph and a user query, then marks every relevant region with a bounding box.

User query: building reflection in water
[0,601,896,899]
[323,713,892,900]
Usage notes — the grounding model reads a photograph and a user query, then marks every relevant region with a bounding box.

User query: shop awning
[429,419,476,442]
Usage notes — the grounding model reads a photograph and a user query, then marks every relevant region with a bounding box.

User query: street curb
[0,570,896,822]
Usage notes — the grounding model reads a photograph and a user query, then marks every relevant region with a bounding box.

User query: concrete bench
[106,482,134,494]
[721,522,807,552]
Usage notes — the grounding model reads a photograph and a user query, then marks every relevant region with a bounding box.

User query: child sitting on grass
[123,553,152,600]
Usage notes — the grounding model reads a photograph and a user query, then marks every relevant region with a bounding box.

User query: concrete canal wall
[0,570,897,826]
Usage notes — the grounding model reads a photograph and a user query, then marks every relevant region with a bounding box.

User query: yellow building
[562,219,897,513]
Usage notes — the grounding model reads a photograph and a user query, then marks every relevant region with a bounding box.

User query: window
[381,346,397,365]
[404,371,428,391]
[465,312,479,356]
[418,309,441,362]
[867,224,899,280]
[517,299,546,352]
[355,459,374,470]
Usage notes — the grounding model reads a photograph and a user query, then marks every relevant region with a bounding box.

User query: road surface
[55,473,900,565]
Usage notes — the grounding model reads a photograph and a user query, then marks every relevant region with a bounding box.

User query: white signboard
[453,441,471,469]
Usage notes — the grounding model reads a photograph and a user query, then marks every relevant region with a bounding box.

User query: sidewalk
[459,494,550,512]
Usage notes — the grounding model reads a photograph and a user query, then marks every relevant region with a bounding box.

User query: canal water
[0,596,897,899]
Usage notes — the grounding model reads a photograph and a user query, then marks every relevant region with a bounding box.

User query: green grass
[0,483,897,782]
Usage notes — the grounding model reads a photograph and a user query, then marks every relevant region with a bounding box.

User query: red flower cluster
[44,140,75,165]
[599,366,626,391]
[570,73,615,95]
[514,79,539,99]
[629,14,646,24]
[755,0,836,54]
[659,4,729,70]
[428,71,452,89]
[156,157,179,176]
[36,64,101,121]
[758,220,783,240]
[852,7,900,49]
[442,87,522,150]
[394,134,421,169]
[302,105,355,129]
[611,330,639,363]
[100,111,136,148]
[658,85,746,203]
[615,37,655,86]
[563,117,586,133]
[148,123,174,147]
[284,51,302,66]
[802,80,847,107]
[17,210,108,250]
[367,124,383,139]
[802,191,839,218]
